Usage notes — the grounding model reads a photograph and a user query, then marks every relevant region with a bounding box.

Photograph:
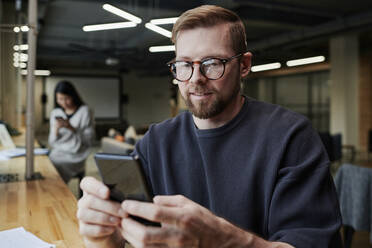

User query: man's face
[175,24,242,119]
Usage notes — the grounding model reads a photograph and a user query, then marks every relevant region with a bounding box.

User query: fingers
[121,218,169,248]
[77,208,121,226]
[77,177,127,240]
[79,221,116,238]
[122,200,180,225]
[78,192,126,218]
[77,194,124,238]
[80,176,109,199]
[119,196,204,247]
[77,198,124,240]
[121,217,158,246]
[153,195,189,207]
[121,217,196,247]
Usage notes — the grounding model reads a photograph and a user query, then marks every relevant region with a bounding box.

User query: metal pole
[16,14,22,129]
[25,0,37,180]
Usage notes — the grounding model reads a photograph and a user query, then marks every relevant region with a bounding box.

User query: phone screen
[94,153,153,203]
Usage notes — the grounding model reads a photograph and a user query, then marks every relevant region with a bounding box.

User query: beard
[182,81,241,119]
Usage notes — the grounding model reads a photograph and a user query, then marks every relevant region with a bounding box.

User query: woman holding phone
[48,80,94,183]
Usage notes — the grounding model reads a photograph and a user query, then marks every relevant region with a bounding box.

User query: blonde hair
[172,5,247,54]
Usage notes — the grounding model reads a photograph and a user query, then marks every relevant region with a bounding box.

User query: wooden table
[0,135,85,247]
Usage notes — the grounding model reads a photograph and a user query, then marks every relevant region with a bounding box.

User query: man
[77,5,342,248]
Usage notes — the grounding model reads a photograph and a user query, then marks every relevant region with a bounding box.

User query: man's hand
[77,177,126,248]
[120,195,294,248]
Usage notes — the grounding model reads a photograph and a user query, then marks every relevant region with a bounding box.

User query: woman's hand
[56,118,75,132]
[77,177,126,248]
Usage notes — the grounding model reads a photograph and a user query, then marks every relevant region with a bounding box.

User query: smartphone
[55,116,64,121]
[94,153,160,226]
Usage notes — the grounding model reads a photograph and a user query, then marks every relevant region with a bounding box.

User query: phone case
[94,153,160,227]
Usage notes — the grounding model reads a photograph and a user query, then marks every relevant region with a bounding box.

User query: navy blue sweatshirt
[134,97,342,247]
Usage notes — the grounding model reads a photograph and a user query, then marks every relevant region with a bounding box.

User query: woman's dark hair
[54,80,84,109]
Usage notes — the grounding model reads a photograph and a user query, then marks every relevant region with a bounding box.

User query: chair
[318,132,342,162]
[334,164,372,247]
[331,133,342,162]
[65,160,86,198]
[74,170,85,198]
[368,130,372,160]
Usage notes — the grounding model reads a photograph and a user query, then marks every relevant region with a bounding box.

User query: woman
[48,80,94,183]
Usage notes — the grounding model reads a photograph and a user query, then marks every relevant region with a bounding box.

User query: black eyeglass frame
[167,53,243,82]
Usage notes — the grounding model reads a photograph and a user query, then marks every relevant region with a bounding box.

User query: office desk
[0,140,85,247]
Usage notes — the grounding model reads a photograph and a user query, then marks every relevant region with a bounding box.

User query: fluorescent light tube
[150,17,179,25]
[145,23,172,38]
[21,70,51,76]
[19,53,28,62]
[149,45,175,52]
[13,53,28,62]
[20,26,29,32]
[83,22,137,32]
[19,44,29,50]
[35,70,51,76]
[13,45,28,51]
[251,62,281,72]
[286,56,325,67]
[13,52,27,58]
[102,4,142,24]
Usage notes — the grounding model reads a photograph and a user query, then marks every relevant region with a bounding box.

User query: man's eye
[203,59,220,67]
[177,62,191,68]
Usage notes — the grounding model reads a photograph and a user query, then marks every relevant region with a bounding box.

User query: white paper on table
[0,148,49,158]
[0,124,16,149]
[0,227,56,248]
[0,153,10,161]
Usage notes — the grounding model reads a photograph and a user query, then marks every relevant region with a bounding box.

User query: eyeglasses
[167,54,242,82]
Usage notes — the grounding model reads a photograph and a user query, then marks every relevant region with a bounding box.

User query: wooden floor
[351,231,371,248]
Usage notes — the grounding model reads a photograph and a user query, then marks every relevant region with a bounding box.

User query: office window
[244,71,330,132]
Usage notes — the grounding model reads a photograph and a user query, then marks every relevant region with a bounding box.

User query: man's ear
[240,52,252,78]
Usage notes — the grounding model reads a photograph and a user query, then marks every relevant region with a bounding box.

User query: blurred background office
[1,0,372,247]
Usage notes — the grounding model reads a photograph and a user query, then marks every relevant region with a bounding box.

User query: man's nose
[188,63,207,85]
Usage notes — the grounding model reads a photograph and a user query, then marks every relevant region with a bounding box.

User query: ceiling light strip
[149,45,175,52]
[102,4,142,24]
[286,56,325,67]
[251,62,281,72]
[145,23,172,38]
[13,25,29,33]
[13,44,29,51]
[21,70,51,76]
[83,22,137,32]
[150,17,179,25]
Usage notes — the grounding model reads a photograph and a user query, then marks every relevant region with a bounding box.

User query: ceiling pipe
[248,10,372,51]
[234,0,340,19]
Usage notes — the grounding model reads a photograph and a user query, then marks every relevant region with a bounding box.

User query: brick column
[330,34,360,148]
